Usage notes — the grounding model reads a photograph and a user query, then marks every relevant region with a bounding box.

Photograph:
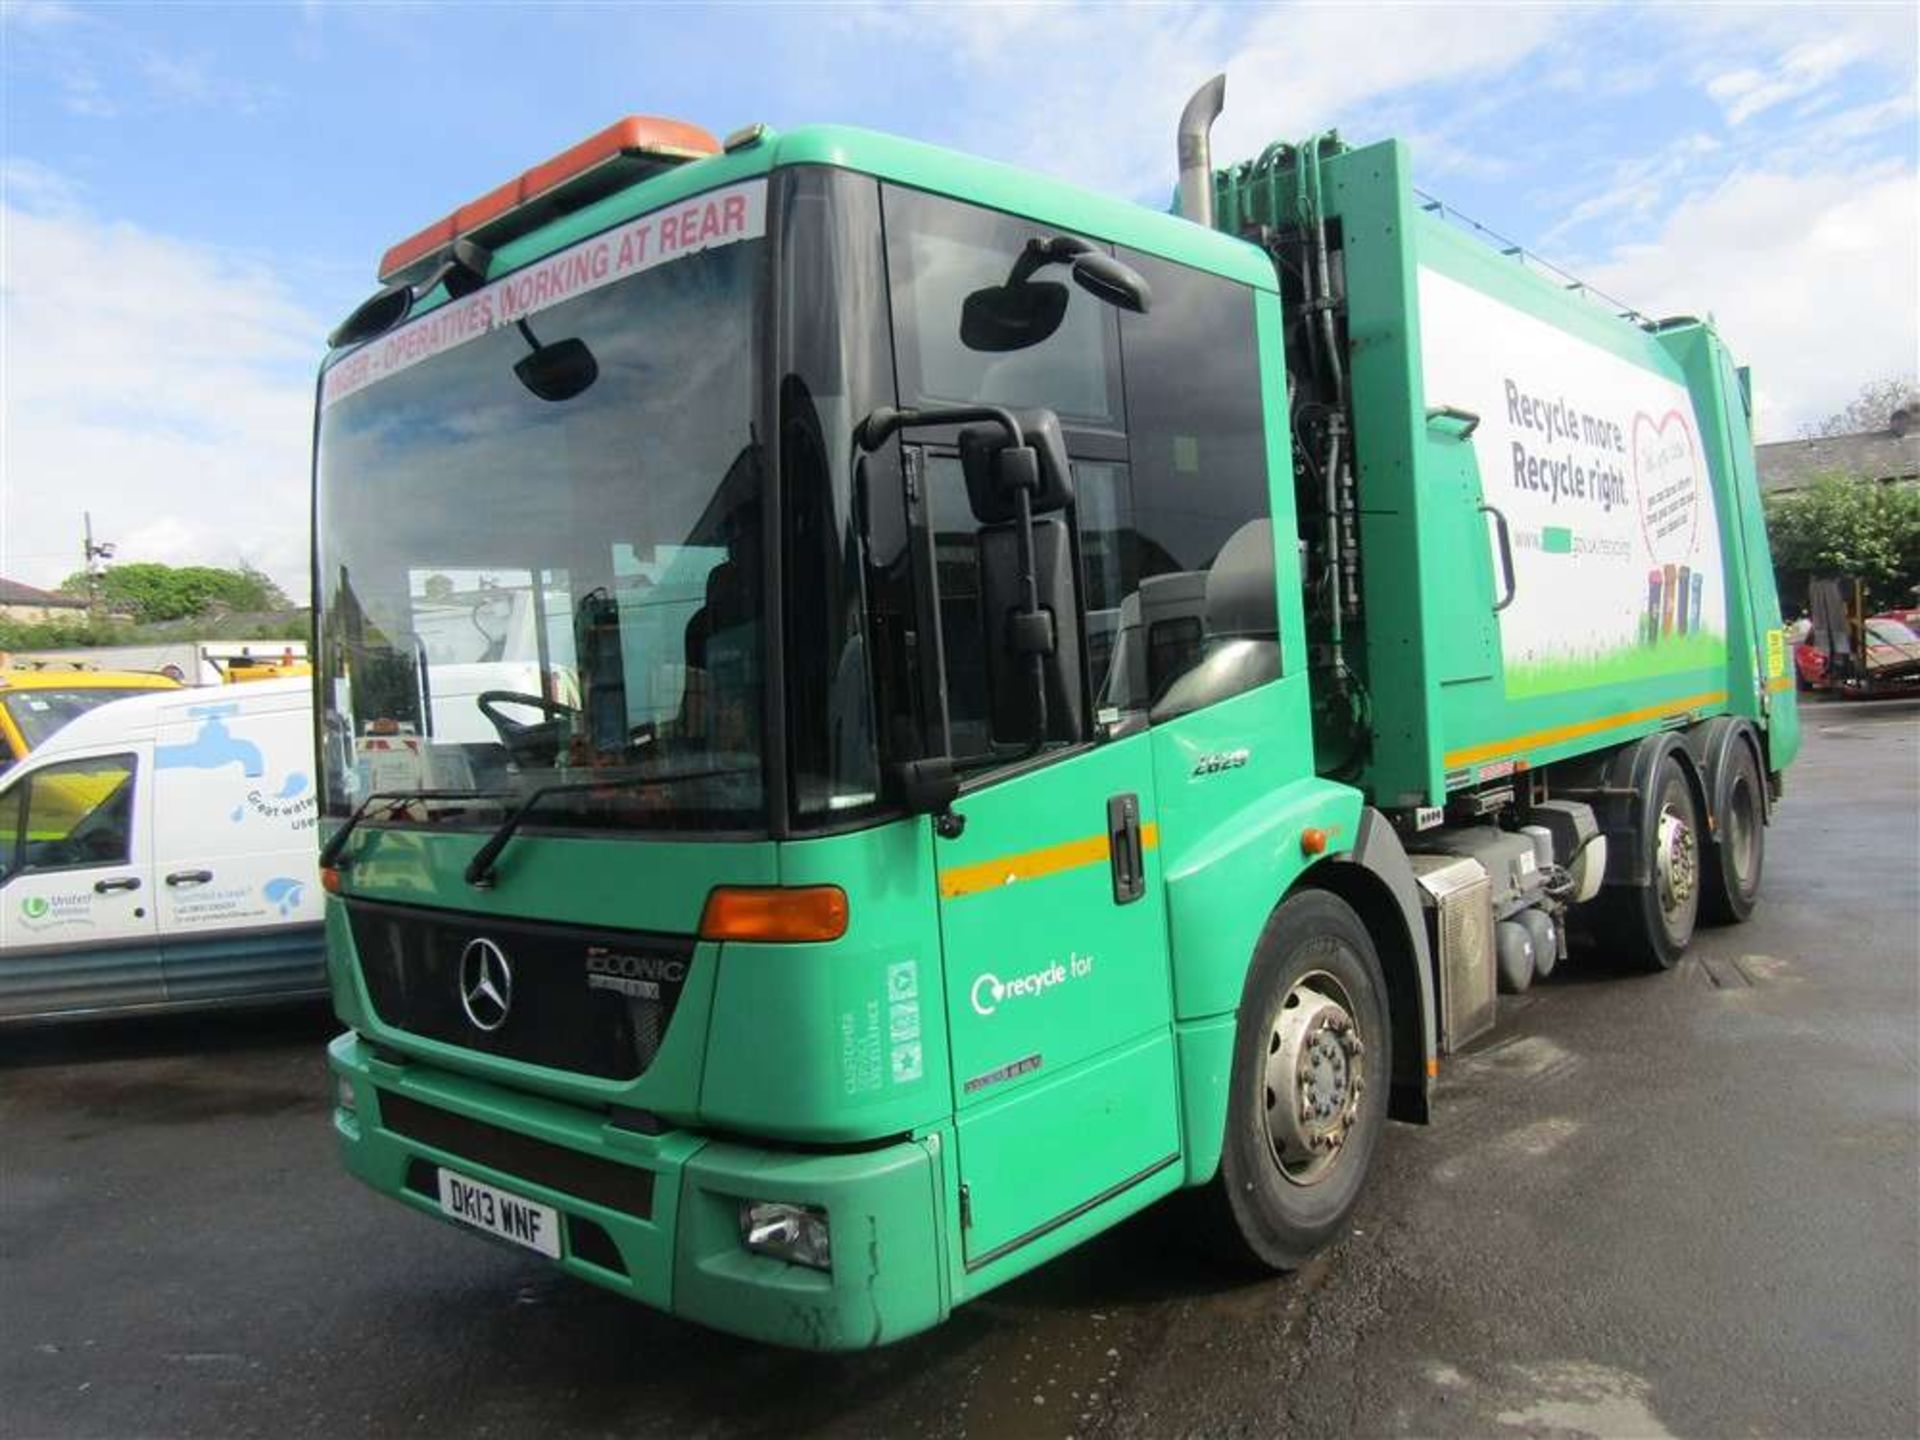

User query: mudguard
[1160,775,1363,1020]
[1693,715,1768,836]
[1584,731,1710,889]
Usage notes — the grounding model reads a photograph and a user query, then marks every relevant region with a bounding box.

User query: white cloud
[1706,35,1867,125]
[1585,164,1919,441]
[833,2,1571,201]
[1539,132,1724,245]
[1,170,323,597]
[0,1,84,29]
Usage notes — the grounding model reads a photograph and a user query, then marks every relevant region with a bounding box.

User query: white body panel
[0,679,324,1021]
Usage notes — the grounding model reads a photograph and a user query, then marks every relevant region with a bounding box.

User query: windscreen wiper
[463,766,754,889]
[319,788,509,870]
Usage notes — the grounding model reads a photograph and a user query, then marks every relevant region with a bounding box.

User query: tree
[1764,475,1920,613]
[57,561,291,623]
[1802,376,1917,438]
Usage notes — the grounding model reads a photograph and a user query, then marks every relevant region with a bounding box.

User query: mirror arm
[856,404,1023,454]
[1012,485,1049,747]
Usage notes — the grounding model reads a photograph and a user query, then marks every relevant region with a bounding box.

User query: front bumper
[328,1032,952,1349]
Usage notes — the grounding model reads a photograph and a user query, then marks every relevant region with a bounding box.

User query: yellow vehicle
[221,648,313,685]
[0,666,181,773]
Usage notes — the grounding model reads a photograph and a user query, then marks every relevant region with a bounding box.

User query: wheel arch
[1285,810,1436,1125]
[1694,714,1769,836]
[1570,730,1711,889]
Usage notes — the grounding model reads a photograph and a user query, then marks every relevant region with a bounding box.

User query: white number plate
[436,1169,561,1258]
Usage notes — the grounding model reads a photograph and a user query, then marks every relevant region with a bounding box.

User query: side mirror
[957,236,1151,356]
[960,281,1070,353]
[896,757,965,838]
[326,237,492,350]
[1069,251,1151,313]
[514,336,599,403]
[327,285,414,349]
[959,408,1073,522]
[978,516,1084,745]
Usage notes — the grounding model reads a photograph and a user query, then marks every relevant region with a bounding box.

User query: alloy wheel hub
[1265,984,1365,1182]
[1656,807,1696,911]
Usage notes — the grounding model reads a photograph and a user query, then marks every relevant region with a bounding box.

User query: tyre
[1597,753,1701,971]
[1702,739,1765,924]
[1206,890,1391,1271]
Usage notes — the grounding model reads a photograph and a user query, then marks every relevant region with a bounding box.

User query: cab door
[0,748,161,1020]
[908,447,1181,1271]
[935,735,1180,1267]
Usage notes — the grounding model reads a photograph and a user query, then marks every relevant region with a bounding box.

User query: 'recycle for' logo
[969,952,1095,1016]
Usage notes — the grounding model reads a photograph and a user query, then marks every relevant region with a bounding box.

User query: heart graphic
[1633,408,1701,564]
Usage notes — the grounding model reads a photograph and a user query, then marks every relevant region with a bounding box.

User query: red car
[1794,614,1920,693]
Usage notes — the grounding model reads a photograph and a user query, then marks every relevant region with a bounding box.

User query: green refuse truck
[314,76,1797,1348]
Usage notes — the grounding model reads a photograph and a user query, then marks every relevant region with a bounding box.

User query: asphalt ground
[4,698,1916,1439]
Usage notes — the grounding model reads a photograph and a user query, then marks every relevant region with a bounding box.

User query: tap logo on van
[970,952,1095,1016]
[459,938,514,1032]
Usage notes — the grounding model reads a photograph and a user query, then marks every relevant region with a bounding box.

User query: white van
[0,678,325,1023]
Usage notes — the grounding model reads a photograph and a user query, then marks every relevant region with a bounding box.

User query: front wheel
[1207,890,1391,1271]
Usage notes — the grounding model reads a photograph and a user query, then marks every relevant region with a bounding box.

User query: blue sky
[4,1,1915,596]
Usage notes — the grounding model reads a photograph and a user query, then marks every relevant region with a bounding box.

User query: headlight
[740,1200,831,1271]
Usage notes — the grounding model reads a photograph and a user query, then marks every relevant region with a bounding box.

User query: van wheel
[1206,890,1390,1270]
[1703,740,1765,924]
[1599,754,1700,971]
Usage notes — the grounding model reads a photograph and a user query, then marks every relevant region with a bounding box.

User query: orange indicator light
[700,886,849,943]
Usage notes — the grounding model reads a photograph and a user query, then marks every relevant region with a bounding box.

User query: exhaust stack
[1176,73,1227,229]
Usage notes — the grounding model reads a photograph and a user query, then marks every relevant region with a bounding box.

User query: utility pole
[82,511,116,621]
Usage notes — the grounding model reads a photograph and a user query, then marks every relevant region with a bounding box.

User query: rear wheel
[1598,754,1701,971]
[1702,740,1765,924]
[1207,890,1390,1270]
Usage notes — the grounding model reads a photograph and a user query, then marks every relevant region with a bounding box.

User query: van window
[1,687,164,751]
[5,755,137,878]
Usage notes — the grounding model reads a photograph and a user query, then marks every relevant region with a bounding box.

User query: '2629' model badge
[1191,747,1250,778]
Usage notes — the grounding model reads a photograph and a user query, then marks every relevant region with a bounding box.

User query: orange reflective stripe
[939,821,1159,901]
[1444,690,1727,770]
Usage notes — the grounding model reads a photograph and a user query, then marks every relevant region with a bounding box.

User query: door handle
[1480,503,1517,612]
[1107,792,1144,905]
[94,876,142,894]
[165,869,214,887]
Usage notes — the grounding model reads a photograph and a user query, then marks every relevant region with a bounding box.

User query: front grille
[383,1092,656,1219]
[347,899,693,1080]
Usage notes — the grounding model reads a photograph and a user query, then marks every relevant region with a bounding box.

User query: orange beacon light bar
[377,116,723,285]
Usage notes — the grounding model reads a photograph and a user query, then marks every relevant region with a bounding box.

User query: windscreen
[2,688,166,752]
[315,188,767,834]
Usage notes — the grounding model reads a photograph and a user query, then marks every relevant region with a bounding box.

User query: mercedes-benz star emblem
[459,937,513,1032]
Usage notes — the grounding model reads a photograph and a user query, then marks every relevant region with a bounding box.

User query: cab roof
[335,118,1274,367]
[765,125,1274,290]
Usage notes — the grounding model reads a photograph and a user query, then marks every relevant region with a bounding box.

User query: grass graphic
[1504,632,1726,699]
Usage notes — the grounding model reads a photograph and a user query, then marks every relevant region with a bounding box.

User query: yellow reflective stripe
[1444,690,1728,770]
[939,821,1160,901]
[1767,676,1794,694]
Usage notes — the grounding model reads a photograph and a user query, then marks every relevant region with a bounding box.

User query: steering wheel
[477,691,578,770]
